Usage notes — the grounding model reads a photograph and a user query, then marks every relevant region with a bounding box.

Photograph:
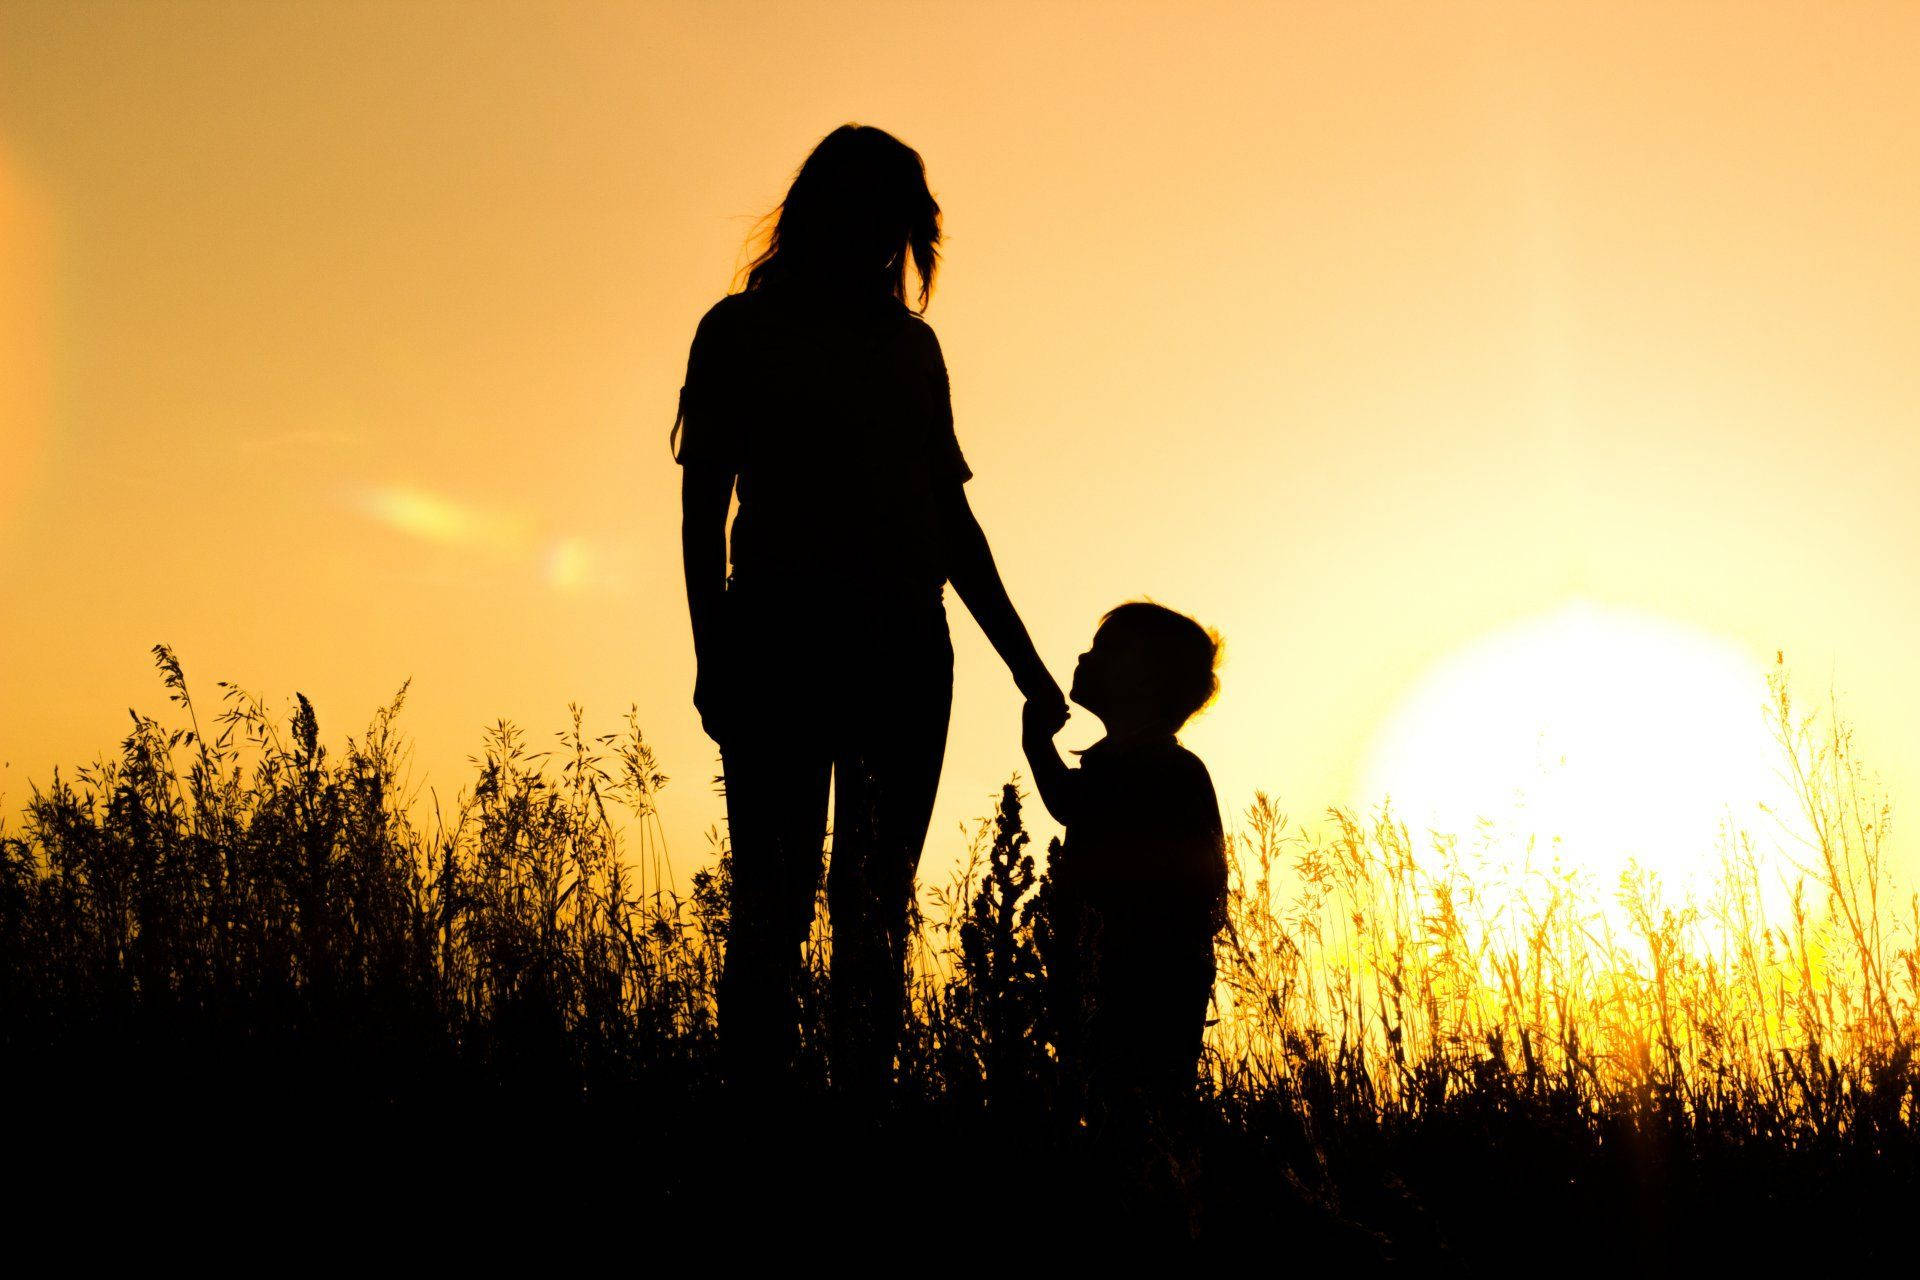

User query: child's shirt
[1045,734,1229,1087]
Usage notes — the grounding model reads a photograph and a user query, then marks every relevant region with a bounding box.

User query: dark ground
[9,1037,1912,1269]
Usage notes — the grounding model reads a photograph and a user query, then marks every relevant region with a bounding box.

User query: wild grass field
[4,646,1915,1261]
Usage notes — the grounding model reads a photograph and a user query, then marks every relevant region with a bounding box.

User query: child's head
[1070,601,1221,734]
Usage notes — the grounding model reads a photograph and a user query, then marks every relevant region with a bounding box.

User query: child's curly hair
[1100,600,1222,730]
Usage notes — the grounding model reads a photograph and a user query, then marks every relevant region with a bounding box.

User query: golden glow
[0,135,53,536]
[1,3,1917,888]
[1358,601,1796,890]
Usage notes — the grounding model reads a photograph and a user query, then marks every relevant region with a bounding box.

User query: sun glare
[1357,601,1797,891]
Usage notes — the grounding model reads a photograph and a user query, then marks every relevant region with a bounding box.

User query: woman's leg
[826,609,954,1095]
[717,728,832,1092]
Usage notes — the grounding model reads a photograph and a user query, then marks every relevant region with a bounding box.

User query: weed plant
[3,647,1914,1260]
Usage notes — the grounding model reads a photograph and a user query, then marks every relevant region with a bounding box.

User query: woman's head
[743,124,941,312]
[1071,601,1223,734]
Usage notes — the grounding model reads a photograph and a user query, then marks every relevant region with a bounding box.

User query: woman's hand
[682,465,735,747]
[1019,667,1068,733]
[1022,692,1069,742]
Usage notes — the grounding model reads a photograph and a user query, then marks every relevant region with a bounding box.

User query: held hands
[1019,672,1074,827]
[1018,662,1068,740]
[1022,682,1069,742]
[1023,695,1068,740]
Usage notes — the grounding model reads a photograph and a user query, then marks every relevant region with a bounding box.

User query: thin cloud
[355,483,628,594]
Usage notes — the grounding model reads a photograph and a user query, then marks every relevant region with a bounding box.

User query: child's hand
[1023,695,1069,739]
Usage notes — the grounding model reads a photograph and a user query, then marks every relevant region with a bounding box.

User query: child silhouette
[1023,601,1228,1126]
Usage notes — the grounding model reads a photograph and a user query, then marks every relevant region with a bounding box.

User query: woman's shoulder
[695,290,763,332]
[688,292,755,351]
[702,288,927,347]
[900,308,943,361]
[690,291,805,370]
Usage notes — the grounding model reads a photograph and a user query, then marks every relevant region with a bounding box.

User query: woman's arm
[940,482,1065,711]
[682,462,735,743]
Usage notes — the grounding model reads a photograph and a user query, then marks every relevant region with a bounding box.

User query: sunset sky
[4,1,1918,889]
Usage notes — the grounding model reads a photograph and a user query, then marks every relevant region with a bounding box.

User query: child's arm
[1021,699,1080,825]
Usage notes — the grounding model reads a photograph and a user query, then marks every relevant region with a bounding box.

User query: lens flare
[544,537,594,591]
[358,484,620,594]
[357,484,533,554]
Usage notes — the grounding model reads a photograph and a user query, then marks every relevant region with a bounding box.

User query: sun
[1356,600,1795,891]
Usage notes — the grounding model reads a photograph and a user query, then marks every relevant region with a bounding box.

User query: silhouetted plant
[6,646,1920,1259]
[953,782,1051,1108]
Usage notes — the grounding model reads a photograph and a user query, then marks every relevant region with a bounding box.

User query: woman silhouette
[675,124,1064,1093]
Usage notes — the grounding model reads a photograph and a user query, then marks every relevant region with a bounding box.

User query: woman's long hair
[741,124,941,313]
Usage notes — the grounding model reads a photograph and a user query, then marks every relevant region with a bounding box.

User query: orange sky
[4,1,1918,887]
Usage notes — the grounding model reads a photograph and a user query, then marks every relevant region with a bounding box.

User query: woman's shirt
[672,285,972,605]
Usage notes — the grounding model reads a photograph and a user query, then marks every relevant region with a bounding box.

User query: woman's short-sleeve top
[673,287,972,601]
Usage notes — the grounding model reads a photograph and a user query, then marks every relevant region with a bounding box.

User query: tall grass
[0,647,722,1107]
[3,646,1915,1255]
[1207,659,1916,1139]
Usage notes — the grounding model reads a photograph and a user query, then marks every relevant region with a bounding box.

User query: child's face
[1069,622,1156,723]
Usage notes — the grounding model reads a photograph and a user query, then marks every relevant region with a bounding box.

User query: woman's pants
[715,582,953,1093]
